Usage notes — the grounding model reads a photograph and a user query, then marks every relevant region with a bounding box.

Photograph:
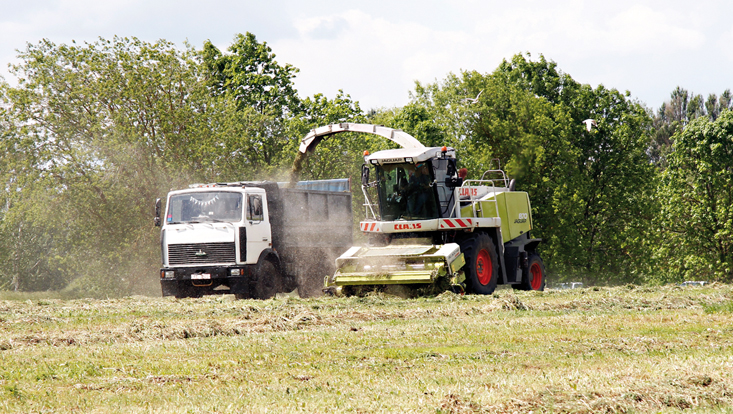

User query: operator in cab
[407,162,432,217]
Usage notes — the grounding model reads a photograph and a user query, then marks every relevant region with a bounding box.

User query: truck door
[243,190,272,264]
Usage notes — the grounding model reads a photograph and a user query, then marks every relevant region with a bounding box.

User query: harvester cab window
[247,194,264,222]
[431,158,456,218]
[376,162,439,221]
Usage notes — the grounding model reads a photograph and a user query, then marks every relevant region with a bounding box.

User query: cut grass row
[1,284,732,413]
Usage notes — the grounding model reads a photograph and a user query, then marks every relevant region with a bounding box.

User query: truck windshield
[166,191,243,223]
[376,162,438,221]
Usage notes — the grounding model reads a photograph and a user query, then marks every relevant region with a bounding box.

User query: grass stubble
[0,284,732,413]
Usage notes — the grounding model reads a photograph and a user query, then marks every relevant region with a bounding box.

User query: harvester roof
[365,146,456,165]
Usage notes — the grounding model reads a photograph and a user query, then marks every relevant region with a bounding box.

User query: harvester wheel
[516,253,545,291]
[461,233,499,295]
[253,260,281,300]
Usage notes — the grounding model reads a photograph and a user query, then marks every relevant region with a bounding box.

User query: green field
[1,284,732,413]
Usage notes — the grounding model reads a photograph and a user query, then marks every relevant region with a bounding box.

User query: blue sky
[1,0,732,111]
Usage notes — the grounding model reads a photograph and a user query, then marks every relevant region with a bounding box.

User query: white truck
[154,179,352,299]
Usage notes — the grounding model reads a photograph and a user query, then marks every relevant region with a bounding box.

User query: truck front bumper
[159,265,256,296]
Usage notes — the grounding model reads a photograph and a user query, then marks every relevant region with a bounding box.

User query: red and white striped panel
[439,218,474,229]
[360,222,381,232]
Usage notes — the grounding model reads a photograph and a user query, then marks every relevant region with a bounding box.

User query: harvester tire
[461,233,499,295]
[516,253,545,291]
[253,260,281,300]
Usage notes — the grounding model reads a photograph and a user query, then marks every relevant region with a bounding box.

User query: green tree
[0,35,366,295]
[200,32,308,179]
[650,87,732,166]
[496,55,657,282]
[0,112,69,291]
[657,109,733,281]
[388,54,657,283]
[0,37,215,295]
[284,91,369,180]
[381,103,447,148]
[206,100,289,180]
[202,32,301,117]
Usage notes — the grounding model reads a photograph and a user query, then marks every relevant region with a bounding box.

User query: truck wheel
[253,260,281,300]
[461,233,499,295]
[161,281,177,297]
[518,254,545,291]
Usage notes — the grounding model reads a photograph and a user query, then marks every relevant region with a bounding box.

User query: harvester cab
[364,146,457,223]
[295,123,545,296]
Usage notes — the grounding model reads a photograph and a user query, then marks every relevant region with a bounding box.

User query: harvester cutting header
[298,123,546,296]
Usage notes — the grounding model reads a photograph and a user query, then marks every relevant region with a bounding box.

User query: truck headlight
[230,269,241,276]
[162,271,175,279]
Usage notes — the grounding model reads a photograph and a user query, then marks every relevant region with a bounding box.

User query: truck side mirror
[361,164,370,187]
[154,198,162,227]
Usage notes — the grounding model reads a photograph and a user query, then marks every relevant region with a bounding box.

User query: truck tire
[461,233,499,295]
[516,253,545,291]
[253,260,281,300]
[161,280,177,297]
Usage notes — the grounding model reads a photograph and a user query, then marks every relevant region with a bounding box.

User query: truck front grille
[168,242,236,265]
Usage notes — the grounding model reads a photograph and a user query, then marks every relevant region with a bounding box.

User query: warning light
[363,150,370,156]
[441,146,448,152]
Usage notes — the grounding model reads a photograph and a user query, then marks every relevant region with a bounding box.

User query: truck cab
[158,184,275,299]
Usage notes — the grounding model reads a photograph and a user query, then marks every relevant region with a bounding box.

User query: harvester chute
[290,123,425,185]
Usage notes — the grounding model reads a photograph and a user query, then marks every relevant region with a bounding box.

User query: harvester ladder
[362,185,379,220]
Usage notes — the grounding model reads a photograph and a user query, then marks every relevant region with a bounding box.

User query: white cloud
[1,0,732,111]
[602,5,705,54]
[278,10,484,109]
[278,8,544,109]
[468,3,705,60]
[719,25,733,62]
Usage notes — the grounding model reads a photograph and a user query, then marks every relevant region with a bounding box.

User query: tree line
[0,34,731,296]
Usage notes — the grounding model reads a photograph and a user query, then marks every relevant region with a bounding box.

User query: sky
[1,0,732,111]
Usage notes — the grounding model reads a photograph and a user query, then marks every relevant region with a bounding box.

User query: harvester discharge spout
[290,123,425,186]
